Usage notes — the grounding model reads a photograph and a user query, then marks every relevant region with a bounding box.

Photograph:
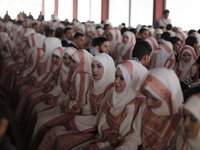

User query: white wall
[130,0,153,28]
[58,0,73,21]
[109,0,129,27]
[166,0,200,31]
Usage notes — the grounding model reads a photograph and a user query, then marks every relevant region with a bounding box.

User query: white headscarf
[153,28,163,42]
[0,32,10,44]
[110,60,146,115]
[177,93,200,150]
[117,31,135,63]
[178,45,197,81]
[28,33,46,48]
[145,37,159,69]
[141,68,183,116]
[94,28,104,38]
[91,53,115,95]
[155,40,174,68]
[148,27,155,37]
[23,28,36,40]
[40,37,62,63]
[60,47,77,80]
[108,29,122,53]
[176,31,187,45]
[71,49,93,74]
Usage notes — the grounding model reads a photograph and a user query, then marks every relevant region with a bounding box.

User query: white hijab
[110,60,146,115]
[155,40,174,68]
[153,28,163,42]
[118,31,135,62]
[176,31,187,45]
[109,29,121,53]
[141,68,183,116]
[180,93,200,150]
[71,49,93,75]
[91,53,115,95]
[40,37,62,63]
[60,47,77,80]
[0,32,10,44]
[178,45,197,81]
[23,28,36,40]
[28,33,46,48]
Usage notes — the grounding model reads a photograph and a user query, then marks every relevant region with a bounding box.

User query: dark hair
[163,9,170,14]
[132,41,152,60]
[32,23,38,27]
[188,29,196,36]
[185,36,198,47]
[139,28,148,34]
[0,100,11,124]
[121,27,129,35]
[91,38,97,46]
[198,29,200,34]
[159,26,165,30]
[183,87,200,103]
[63,27,72,34]
[74,32,84,39]
[45,29,54,37]
[16,20,23,25]
[161,32,170,41]
[121,23,126,27]
[96,26,102,29]
[55,27,63,38]
[103,24,110,30]
[166,24,172,30]
[93,37,108,47]
[129,28,136,35]
[169,37,181,45]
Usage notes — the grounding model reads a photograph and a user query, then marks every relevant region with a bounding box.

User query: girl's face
[156,34,161,40]
[63,53,72,67]
[91,60,104,80]
[115,68,126,93]
[183,109,200,139]
[71,58,78,68]
[143,89,162,109]
[106,32,113,41]
[182,51,192,63]
[122,34,129,44]
[52,54,61,65]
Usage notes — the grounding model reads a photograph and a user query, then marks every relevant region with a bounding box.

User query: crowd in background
[0,9,200,150]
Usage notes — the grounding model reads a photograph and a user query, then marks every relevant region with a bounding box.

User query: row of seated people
[0,20,200,150]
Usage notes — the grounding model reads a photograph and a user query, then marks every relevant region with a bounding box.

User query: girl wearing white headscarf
[145,37,159,69]
[155,40,176,69]
[153,28,163,43]
[0,32,19,88]
[6,33,46,92]
[117,31,135,63]
[86,60,148,149]
[0,29,37,89]
[14,47,64,122]
[29,49,93,150]
[12,37,61,102]
[38,53,116,150]
[176,31,187,46]
[22,47,77,144]
[107,29,122,62]
[116,68,183,150]
[174,93,200,150]
[175,45,198,88]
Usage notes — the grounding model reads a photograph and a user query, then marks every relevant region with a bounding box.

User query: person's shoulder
[67,43,78,49]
